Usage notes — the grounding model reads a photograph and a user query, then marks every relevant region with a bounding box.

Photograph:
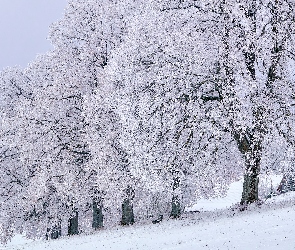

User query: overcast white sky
[0,0,68,70]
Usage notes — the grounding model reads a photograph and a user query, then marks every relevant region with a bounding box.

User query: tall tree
[106,3,244,219]
[0,67,35,243]
[216,0,295,204]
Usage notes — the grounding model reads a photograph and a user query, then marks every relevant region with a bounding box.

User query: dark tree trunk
[235,107,264,205]
[121,186,135,225]
[47,222,61,240]
[170,175,181,218]
[92,199,103,229]
[68,210,78,236]
[241,169,260,204]
[235,132,261,205]
[170,196,181,218]
[121,199,134,225]
[51,224,62,239]
[238,140,261,205]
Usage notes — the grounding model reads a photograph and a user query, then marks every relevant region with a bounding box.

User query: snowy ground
[2,176,295,250]
[187,174,282,212]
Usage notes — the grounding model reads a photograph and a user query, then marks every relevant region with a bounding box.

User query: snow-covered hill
[2,199,295,250]
[186,174,283,212]
[2,177,293,250]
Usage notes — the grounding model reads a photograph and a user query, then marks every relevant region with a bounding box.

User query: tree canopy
[1,0,295,243]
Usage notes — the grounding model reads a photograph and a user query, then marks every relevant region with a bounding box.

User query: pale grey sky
[0,0,68,70]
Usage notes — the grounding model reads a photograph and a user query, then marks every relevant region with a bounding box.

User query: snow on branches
[1,0,295,243]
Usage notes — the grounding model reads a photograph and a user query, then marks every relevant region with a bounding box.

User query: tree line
[0,0,295,243]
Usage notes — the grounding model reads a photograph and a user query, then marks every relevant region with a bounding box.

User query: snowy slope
[2,176,293,250]
[187,175,282,211]
[1,202,295,250]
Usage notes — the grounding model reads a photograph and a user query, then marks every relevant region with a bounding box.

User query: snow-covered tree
[107,0,295,212]
[12,0,152,236]
[106,3,244,219]
[0,67,38,243]
[2,0,295,243]
[77,0,158,226]
[218,0,295,204]
[8,52,89,239]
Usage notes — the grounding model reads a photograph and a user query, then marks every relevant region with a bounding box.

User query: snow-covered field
[2,176,294,250]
